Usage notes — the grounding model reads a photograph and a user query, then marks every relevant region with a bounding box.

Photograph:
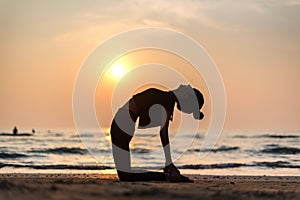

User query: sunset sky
[0,0,299,131]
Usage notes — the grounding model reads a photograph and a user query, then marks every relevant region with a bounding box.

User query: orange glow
[95,49,211,131]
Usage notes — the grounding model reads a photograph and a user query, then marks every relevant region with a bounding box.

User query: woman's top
[130,88,176,129]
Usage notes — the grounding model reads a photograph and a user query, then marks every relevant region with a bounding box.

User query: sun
[111,64,125,78]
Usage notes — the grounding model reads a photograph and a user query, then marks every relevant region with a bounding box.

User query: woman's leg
[110,106,136,181]
[110,109,166,182]
[110,119,133,179]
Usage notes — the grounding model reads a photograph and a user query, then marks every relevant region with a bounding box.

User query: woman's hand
[164,163,180,175]
[164,163,193,183]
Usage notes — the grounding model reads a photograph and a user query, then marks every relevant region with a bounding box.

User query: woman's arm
[159,116,181,176]
[159,117,172,166]
[159,110,193,182]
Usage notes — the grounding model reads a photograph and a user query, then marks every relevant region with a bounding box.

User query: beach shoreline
[0,173,299,200]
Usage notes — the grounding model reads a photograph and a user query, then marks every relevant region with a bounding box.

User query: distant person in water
[13,126,18,135]
[110,84,204,182]
[32,129,35,134]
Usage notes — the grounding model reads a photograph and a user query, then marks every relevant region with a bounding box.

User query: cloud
[48,0,300,45]
[51,0,244,43]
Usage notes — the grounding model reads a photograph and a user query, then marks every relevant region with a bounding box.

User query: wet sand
[0,173,299,200]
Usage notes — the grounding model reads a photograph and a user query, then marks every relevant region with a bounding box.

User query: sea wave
[0,152,28,159]
[0,163,112,170]
[257,134,299,139]
[188,146,240,153]
[1,161,299,170]
[179,161,300,169]
[77,133,96,138]
[179,163,247,169]
[0,133,33,136]
[234,134,299,139]
[132,148,151,153]
[29,147,88,155]
[254,161,300,168]
[261,146,300,155]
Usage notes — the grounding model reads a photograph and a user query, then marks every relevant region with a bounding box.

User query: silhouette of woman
[110,85,204,182]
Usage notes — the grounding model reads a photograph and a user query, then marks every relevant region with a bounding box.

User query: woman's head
[173,85,204,120]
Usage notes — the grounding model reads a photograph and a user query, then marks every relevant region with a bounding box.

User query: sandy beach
[0,173,299,200]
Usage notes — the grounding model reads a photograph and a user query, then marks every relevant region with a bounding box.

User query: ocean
[0,129,299,176]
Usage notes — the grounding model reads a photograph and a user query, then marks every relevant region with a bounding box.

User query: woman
[110,84,204,182]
